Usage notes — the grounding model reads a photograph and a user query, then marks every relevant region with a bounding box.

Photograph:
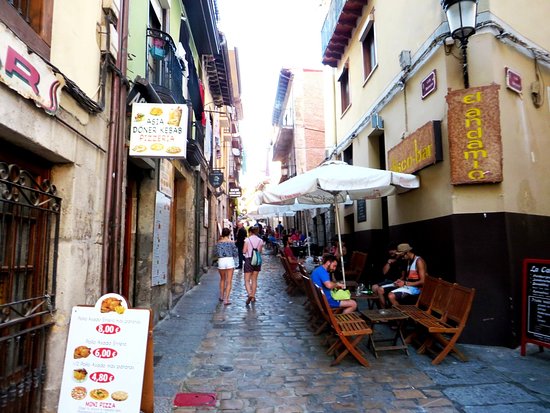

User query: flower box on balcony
[150,38,166,60]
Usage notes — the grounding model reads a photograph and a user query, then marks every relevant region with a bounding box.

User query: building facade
[0,0,241,411]
[0,1,122,411]
[321,0,550,346]
[271,68,330,247]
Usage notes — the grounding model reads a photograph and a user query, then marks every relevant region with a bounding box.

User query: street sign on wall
[505,67,522,94]
[421,70,437,99]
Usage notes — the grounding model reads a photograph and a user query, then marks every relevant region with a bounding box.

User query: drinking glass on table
[356,283,365,295]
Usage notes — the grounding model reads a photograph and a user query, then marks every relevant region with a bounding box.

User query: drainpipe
[102,0,130,294]
[194,165,201,284]
[113,0,130,293]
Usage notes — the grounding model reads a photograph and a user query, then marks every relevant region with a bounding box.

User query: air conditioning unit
[99,23,119,61]
[371,113,384,130]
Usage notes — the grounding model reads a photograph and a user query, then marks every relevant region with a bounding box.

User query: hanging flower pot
[150,37,166,60]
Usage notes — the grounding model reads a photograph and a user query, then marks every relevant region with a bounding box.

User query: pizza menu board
[58,294,150,412]
[129,102,188,158]
[521,259,550,355]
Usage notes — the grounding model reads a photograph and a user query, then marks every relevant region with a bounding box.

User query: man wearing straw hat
[387,243,427,307]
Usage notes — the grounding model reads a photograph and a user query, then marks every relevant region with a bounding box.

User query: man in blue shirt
[311,254,357,314]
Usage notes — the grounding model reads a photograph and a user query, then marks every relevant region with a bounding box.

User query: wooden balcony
[321,0,368,67]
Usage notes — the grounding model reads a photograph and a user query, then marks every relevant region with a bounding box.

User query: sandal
[246,296,252,305]
[224,301,231,305]
[218,297,224,302]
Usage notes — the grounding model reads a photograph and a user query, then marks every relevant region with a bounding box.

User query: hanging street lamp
[440,0,479,88]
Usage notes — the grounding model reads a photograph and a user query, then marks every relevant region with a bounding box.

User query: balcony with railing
[146,28,184,104]
[321,0,368,67]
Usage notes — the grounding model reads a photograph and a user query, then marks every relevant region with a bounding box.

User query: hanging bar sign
[209,170,224,188]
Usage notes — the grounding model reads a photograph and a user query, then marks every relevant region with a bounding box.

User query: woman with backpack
[243,225,264,305]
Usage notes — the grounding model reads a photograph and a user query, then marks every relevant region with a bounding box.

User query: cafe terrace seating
[279,255,305,296]
[336,251,368,289]
[302,273,343,336]
[315,286,372,367]
[396,275,476,365]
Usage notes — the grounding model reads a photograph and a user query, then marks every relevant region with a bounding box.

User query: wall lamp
[440,0,479,89]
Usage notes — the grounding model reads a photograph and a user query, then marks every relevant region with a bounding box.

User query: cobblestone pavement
[153,252,550,413]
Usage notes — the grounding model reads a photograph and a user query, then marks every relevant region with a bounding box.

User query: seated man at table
[312,254,357,314]
[372,243,406,308]
[282,236,300,272]
[388,243,426,307]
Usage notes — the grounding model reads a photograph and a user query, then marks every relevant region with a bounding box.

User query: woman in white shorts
[216,228,239,305]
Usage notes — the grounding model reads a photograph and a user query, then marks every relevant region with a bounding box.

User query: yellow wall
[488,0,550,50]
[326,0,550,231]
[50,0,104,98]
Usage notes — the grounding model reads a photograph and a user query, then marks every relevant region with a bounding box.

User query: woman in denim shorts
[216,227,239,305]
[243,226,264,305]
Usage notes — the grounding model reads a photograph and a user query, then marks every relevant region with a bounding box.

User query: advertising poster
[152,191,171,286]
[58,294,150,413]
[521,259,550,355]
[129,102,188,158]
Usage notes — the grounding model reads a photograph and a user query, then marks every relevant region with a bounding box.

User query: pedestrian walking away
[215,227,238,305]
[235,221,247,270]
[242,226,264,305]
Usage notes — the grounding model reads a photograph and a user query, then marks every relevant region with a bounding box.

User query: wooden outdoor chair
[315,286,372,367]
[304,275,345,336]
[339,251,368,289]
[301,274,331,335]
[397,275,441,316]
[279,256,305,296]
[399,276,455,346]
[416,284,476,365]
[278,254,293,290]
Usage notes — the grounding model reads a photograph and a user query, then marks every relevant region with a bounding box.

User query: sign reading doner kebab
[130,102,188,158]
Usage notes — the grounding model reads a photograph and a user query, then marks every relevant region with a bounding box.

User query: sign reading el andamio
[388,121,443,174]
[446,84,503,184]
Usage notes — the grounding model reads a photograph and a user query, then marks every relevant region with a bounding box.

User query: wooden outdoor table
[361,308,409,358]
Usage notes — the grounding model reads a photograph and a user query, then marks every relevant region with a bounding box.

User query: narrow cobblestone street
[153,253,550,413]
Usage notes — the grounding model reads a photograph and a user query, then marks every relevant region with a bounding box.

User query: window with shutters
[0,0,54,58]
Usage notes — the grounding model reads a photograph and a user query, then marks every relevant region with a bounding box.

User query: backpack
[250,238,262,266]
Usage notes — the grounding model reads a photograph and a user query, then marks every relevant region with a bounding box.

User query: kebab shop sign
[129,102,188,158]
[58,294,150,413]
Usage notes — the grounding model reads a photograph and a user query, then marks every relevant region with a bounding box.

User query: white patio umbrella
[258,160,420,286]
[252,201,331,256]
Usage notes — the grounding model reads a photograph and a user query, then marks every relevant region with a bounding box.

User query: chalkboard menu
[356,199,367,223]
[521,258,550,356]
